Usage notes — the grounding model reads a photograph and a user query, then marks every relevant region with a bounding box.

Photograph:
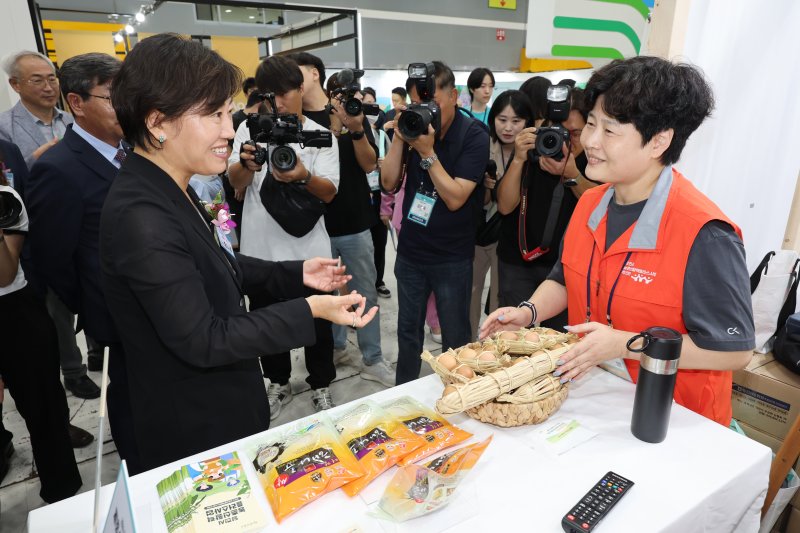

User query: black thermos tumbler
[628,326,682,443]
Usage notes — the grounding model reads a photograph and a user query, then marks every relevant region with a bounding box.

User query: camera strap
[518,161,566,262]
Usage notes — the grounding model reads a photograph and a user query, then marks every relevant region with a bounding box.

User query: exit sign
[489,0,516,9]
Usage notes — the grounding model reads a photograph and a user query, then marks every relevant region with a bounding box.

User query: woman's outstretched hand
[303,257,351,293]
[479,306,530,339]
[306,291,379,328]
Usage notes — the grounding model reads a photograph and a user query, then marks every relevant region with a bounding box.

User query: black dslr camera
[531,84,572,162]
[327,68,380,117]
[243,93,333,172]
[397,62,440,140]
[0,188,23,229]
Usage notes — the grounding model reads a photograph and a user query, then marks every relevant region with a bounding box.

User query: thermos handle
[626,332,650,353]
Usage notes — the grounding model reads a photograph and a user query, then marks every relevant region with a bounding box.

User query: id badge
[215,226,235,257]
[366,170,380,192]
[407,191,436,227]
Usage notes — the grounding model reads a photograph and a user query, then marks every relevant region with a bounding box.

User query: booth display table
[28,368,770,532]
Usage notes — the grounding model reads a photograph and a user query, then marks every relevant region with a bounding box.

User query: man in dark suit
[26,53,127,451]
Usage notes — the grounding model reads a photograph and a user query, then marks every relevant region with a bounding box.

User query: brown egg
[478,351,497,362]
[443,385,458,396]
[437,353,458,371]
[454,365,475,380]
[524,331,540,342]
[459,348,478,360]
[499,331,518,341]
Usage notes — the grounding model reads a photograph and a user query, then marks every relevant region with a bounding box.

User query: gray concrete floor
[0,242,480,532]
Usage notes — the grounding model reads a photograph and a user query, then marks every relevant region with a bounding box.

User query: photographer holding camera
[228,55,341,417]
[381,61,489,385]
[290,52,396,389]
[494,83,595,330]
[0,160,82,502]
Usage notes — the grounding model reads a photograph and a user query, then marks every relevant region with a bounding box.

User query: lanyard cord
[584,242,633,329]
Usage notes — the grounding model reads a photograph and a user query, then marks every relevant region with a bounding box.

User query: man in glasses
[0,51,72,174]
[26,52,126,410]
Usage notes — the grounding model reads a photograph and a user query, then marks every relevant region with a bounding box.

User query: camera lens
[271,145,297,171]
[344,98,362,116]
[542,133,559,150]
[535,129,564,159]
[398,108,430,140]
[0,190,23,230]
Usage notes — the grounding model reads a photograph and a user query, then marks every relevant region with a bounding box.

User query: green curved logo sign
[526,0,652,64]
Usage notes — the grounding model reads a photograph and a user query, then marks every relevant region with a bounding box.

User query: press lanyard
[584,244,633,329]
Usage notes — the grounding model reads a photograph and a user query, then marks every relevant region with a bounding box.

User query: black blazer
[100,152,317,471]
[26,126,120,344]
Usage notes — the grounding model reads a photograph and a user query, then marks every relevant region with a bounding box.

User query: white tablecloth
[28,368,771,532]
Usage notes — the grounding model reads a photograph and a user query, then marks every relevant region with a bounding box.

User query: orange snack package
[247,417,364,523]
[381,396,472,466]
[335,400,426,496]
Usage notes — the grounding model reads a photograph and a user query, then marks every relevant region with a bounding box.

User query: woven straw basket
[421,327,578,427]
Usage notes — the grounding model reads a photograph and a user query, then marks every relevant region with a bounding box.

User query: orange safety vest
[562,167,742,426]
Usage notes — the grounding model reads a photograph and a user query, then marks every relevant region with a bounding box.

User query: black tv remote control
[561,471,633,532]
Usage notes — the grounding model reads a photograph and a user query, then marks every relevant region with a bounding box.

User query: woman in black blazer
[102,34,377,473]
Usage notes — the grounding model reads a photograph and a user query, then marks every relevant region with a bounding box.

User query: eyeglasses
[86,94,112,102]
[20,76,59,88]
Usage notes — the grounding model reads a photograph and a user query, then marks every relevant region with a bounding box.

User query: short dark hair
[361,86,376,100]
[59,53,120,107]
[487,90,533,142]
[467,67,495,102]
[391,87,407,99]
[432,60,455,91]
[112,33,242,151]
[584,56,714,165]
[288,52,326,89]
[242,77,256,94]
[570,87,587,120]
[255,55,304,96]
[404,77,414,94]
[518,76,552,121]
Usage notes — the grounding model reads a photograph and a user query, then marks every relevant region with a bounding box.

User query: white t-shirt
[0,185,28,297]
[228,117,339,261]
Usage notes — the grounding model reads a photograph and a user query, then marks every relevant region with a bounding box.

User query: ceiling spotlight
[125,24,135,34]
[248,15,255,19]
[135,12,145,22]
[225,9,232,13]
[114,33,124,43]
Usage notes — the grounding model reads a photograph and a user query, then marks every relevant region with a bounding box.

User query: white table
[28,369,771,532]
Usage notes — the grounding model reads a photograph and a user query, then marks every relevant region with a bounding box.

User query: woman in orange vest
[481,56,754,426]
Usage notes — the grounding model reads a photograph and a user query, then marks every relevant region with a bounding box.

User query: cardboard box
[732,354,800,441]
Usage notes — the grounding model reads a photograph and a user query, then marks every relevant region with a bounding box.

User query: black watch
[351,130,366,140]
[517,300,538,328]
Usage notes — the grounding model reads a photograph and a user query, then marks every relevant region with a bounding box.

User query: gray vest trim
[586,165,674,250]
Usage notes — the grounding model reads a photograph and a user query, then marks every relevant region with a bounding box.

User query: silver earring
[158,134,166,144]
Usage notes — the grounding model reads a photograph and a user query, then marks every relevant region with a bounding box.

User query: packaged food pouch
[381,396,472,465]
[335,400,426,496]
[248,417,364,523]
[377,436,493,522]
